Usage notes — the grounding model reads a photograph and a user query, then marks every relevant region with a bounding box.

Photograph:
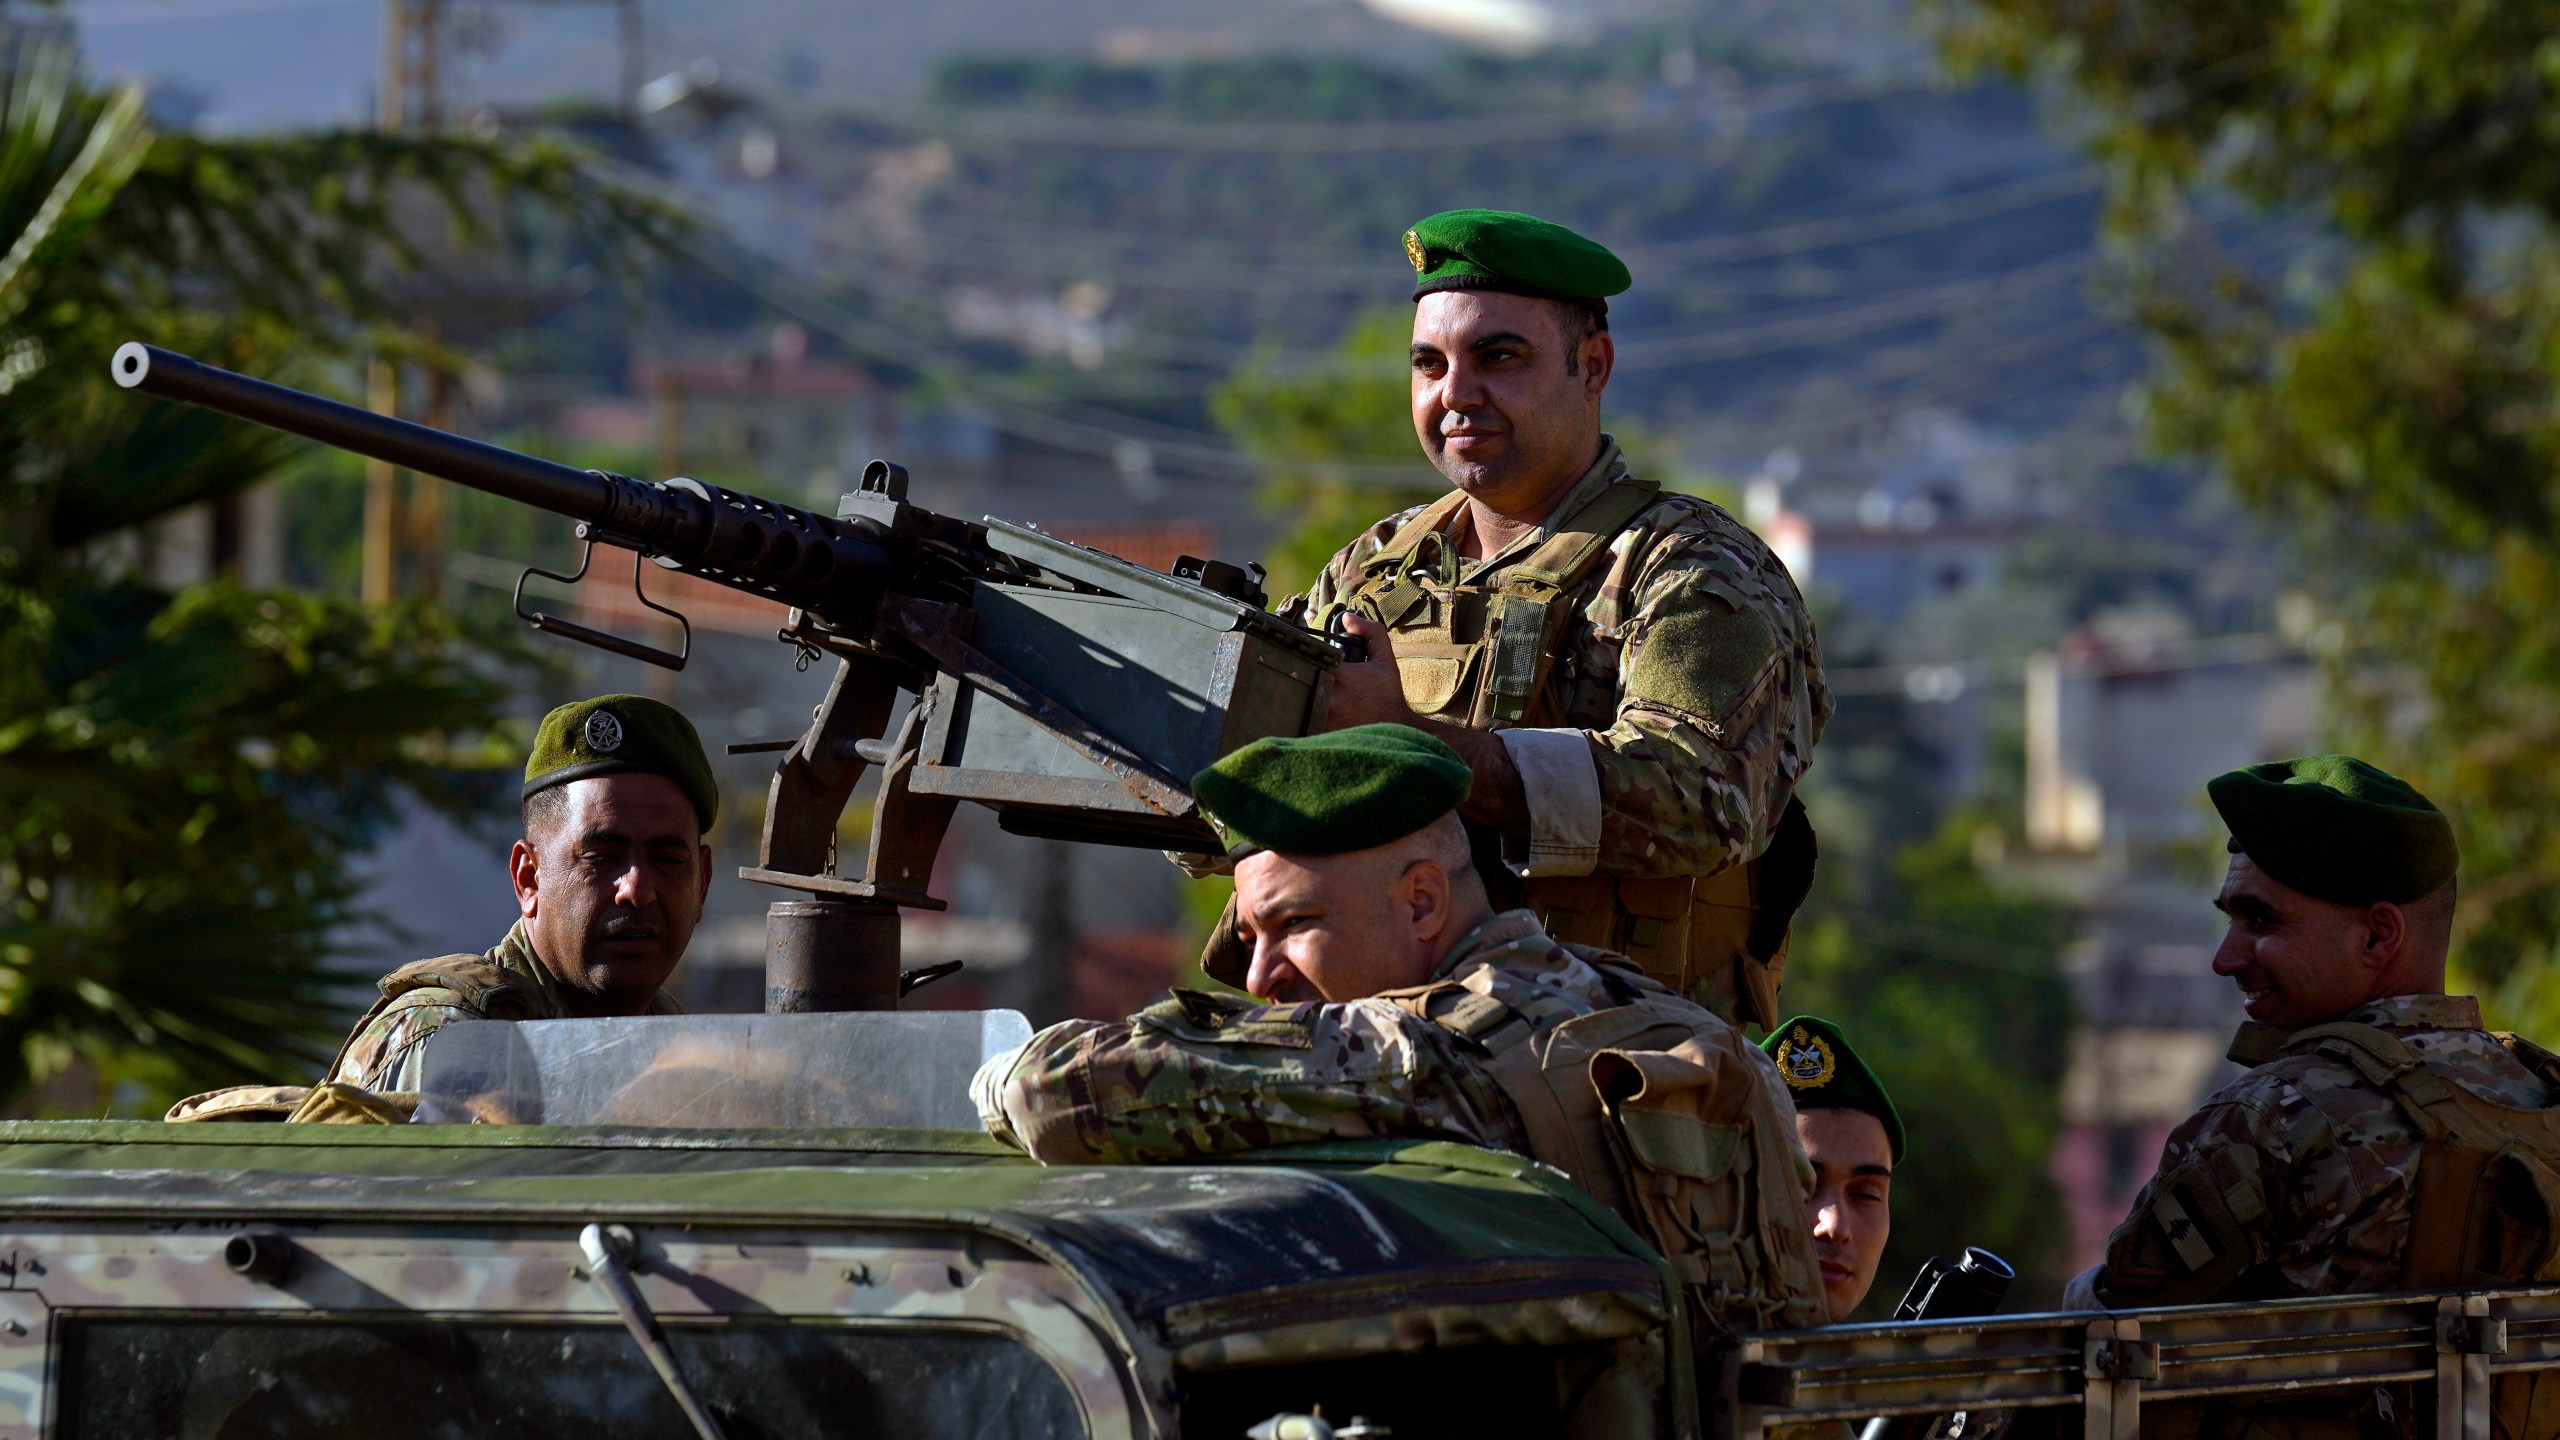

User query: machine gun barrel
[111,342,900,621]
[114,343,610,517]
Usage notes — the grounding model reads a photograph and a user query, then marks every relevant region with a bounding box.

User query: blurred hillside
[41,0,2318,1302]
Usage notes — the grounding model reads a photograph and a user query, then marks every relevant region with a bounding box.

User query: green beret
[1404,209,1631,308]
[1763,1015,1905,1164]
[1193,724,1471,858]
[523,694,718,831]
[2207,755,2455,906]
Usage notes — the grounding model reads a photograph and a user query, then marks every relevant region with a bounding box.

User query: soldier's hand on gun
[1323,615,1423,731]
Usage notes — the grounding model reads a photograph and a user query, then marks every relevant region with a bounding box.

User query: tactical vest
[2154,1022,2560,1440]
[1316,479,1813,1029]
[2294,1022,2560,1440]
[1391,959,1831,1334]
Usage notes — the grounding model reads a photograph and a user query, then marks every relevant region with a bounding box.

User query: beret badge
[1776,1026,1836,1090]
[1403,229,1426,272]
[583,709,625,753]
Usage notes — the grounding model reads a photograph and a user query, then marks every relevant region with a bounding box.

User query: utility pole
[361,0,645,603]
[617,0,642,125]
[363,0,433,605]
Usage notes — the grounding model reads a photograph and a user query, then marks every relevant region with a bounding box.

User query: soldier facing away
[2069,756,2560,1437]
[979,724,1832,1333]
[324,694,719,1094]
[1260,207,1830,1031]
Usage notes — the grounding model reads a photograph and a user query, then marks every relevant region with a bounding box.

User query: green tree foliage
[0,42,665,1113]
[1932,0,2560,1016]
[1210,308,1439,595]
[1782,795,2078,1310]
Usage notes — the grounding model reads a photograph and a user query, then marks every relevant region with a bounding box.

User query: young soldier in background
[1766,1015,1904,1321]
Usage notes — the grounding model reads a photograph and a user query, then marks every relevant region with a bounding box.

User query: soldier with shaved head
[979,724,1833,1334]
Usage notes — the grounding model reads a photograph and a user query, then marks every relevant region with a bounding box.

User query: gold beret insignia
[1776,1025,1835,1090]
[1404,229,1426,272]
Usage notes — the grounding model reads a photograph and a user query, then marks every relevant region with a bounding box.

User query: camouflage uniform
[1292,438,1828,883]
[2086,994,2557,1308]
[979,907,1833,1333]
[978,910,1593,1162]
[328,921,680,1094]
[1286,438,1829,1023]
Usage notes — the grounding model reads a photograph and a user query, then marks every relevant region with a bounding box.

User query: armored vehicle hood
[0,1122,1678,1439]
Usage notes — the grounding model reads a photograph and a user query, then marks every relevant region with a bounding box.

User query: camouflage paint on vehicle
[0,1124,1676,1439]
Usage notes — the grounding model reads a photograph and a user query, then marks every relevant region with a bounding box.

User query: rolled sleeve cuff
[1497,727,1604,878]
[971,1043,1028,1144]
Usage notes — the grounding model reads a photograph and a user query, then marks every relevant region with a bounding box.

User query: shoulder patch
[1626,579,1779,733]
[1135,988,1318,1049]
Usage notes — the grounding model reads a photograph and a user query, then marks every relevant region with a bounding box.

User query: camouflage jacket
[977,909,1643,1164]
[2090,994,2557,1307]
[327,921,680,1094]
[1285,439,1831,881]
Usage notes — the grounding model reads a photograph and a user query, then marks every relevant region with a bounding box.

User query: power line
[1613,247,2096,365]
[1825,633,2297,698]
[808,165,2103,297]
[650,14,1940,153]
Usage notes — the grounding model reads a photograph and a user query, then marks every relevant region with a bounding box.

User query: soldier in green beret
[1261,207,1830,1034]
[1765,1016,1903,1320]
[324,695,722,1094]
[980,723,1832,1333]
[2076,758,2560,1349]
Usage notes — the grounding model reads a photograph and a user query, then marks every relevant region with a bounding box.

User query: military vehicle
[0,1073,2552,1439]
[47,347,2555,1439]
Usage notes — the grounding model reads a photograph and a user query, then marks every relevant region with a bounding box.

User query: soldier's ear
[1398,857,1453,939]
[1579,330,1614,400]
[509,839,541,918]
[2363,901,2407,966]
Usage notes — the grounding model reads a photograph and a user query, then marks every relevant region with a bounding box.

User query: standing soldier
[1244,208,1830,1031]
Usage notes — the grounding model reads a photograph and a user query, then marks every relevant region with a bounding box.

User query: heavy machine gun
[112,342,1346,1012]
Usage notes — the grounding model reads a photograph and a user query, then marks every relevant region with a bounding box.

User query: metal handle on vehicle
[579,1223,730,1440]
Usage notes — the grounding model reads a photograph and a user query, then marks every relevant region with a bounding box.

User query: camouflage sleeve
[328,993,471,1094]
[979,989,1522,1165]
[2098,1061,2426,1306]
[1584,523,1831,879]
[2093,1093,2280,1306]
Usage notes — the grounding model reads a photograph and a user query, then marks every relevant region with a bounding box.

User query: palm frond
[0,43,148,323]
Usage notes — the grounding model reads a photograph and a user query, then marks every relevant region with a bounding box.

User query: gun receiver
[115,342,1342,1011]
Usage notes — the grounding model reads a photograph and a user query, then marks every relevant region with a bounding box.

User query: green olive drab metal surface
[0,1124,1679,1439]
